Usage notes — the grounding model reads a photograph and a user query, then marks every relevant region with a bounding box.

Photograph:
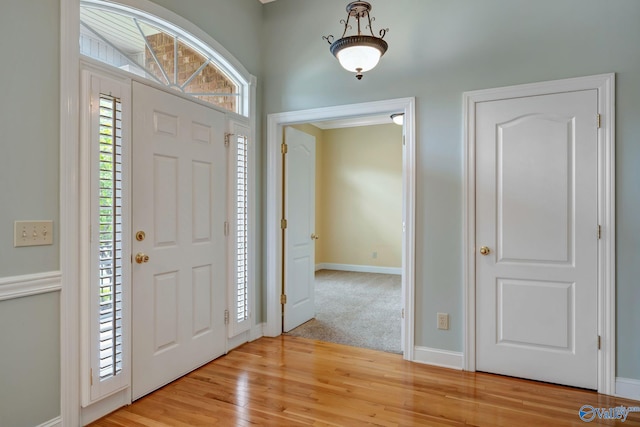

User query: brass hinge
[280,294,287,305]
[598,225,602,239]
[597,114,602,129]
[224,221,230,236]
[281,219,287,229]
[224,132,234,147]
[224,309,230,325]
[90,368,93,386]
[281,143,288,154]
[598,335,601,350]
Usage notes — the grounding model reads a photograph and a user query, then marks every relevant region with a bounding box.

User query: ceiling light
[391,113,404,126]
[323,1,388,80]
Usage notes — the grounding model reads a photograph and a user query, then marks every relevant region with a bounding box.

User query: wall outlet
[14,220,54,247]
[372,251,378,259]
[437,312,449,330]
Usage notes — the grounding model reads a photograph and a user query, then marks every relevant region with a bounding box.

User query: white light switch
[14,221,54,247]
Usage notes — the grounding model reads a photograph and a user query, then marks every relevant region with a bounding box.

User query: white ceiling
[311,114,396,130]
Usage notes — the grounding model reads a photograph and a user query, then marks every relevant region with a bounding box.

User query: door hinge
[401,308,405,319]
[224,132,234,147]
[224,221,230,236]
[598,335,601,350]
[280,294,287,305]
[281,143,288,154]
[597,114,602,129]
[224,309,230,325]
[598,225,602,239]
[281,219,287,229]
[90,368,93,386]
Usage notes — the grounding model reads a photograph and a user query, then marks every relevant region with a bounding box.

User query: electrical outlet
[14,221,54,247]
[372,251,378,259]
[437,312,449,330]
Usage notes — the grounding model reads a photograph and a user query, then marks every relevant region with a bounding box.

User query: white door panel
[283,127,316,332]
[132,82,227,400]
[476,90,598,389]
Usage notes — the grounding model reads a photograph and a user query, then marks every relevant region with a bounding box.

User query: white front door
[283,127,316,332]
[476,89,599,389]
[131,82,227,399]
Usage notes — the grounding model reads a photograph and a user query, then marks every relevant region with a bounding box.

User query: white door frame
[265,97,416,360]
[463,74,616,394]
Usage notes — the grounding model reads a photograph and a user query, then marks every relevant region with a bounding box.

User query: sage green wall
[0,0,61,426]
[0,293,61,427]
[262,0,640,380]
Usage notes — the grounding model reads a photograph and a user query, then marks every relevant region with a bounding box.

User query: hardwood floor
[91,336,640,426]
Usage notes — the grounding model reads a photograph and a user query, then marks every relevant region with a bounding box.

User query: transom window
[80,0,248,115]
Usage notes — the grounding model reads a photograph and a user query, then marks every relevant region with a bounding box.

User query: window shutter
[228,124,252,337]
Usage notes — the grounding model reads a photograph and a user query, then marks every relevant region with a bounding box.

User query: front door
[475,89,599,389]
[131,82,227,399]
[283,127,317,332]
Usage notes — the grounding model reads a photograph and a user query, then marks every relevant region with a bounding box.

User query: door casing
[463,73,616,394]
[265,97,416,361]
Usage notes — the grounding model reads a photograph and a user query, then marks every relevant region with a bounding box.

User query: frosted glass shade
[329,35,388,77]
[336,45,382,73]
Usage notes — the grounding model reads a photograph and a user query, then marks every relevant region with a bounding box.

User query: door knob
[311,233,319,240]
[479,246,491,256]
[135,252,150,264]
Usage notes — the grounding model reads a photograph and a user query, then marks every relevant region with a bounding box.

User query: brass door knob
[135,252,150,264]
[311,233,319,240]
[479,246,491,256]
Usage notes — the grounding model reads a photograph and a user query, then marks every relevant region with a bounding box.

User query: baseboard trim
[250,322,265,341]
[0,271,62,301]
[316,263,401,275]
[81,388,130,426]
[414,346,464,370]
[37,416,62,427]
[616,377,640,401]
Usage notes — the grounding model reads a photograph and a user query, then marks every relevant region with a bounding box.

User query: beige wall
[310,124,403,268]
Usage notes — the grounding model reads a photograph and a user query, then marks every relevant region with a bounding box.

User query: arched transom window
[80,0,248,115]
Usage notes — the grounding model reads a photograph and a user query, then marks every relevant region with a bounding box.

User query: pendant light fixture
[322,1,388,80]
[390,113,404,126]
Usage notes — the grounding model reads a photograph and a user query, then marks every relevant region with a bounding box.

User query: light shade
[391,113,404,126]
[332,36,387,74]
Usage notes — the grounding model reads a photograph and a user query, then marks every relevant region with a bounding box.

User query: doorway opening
[283,119,403,354]
[265,98,416,360]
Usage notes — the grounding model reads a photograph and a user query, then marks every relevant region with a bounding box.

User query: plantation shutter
[228,125,251,336]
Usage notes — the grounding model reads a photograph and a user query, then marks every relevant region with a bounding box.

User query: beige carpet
[286,269,402,353]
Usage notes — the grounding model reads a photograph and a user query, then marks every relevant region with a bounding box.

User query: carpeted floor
[286,269,402,354]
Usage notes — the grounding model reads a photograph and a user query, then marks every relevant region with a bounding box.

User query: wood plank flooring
[91,336,640,426]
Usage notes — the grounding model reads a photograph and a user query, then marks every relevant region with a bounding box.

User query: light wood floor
[91,336,640,426]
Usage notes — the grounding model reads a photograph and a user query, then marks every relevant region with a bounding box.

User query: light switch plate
[14,220,54,247]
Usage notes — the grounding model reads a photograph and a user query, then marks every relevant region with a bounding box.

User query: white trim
[413,346,464,370]
[36,416,62,427]
[462,73,616,395]
[265,97,416,362]
[80,388,129,426]
[315,263,401,275]
[311,114,393,130]
[250,322,265,342]
[61,0,82,426]
[616,378,640,402]
[0,271,62,301]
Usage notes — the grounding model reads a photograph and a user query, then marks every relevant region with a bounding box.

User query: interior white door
[131,82,227,400]
[476,89,599,389]
[283,127,316,332]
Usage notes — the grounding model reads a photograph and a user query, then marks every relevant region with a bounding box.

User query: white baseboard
[37,416,62,427]
[0,271,62,301]
[250,322,265,341]
[413,346,464,370]
[616,377,640,402]
[81,388,130,426]
[315,263,401,275]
